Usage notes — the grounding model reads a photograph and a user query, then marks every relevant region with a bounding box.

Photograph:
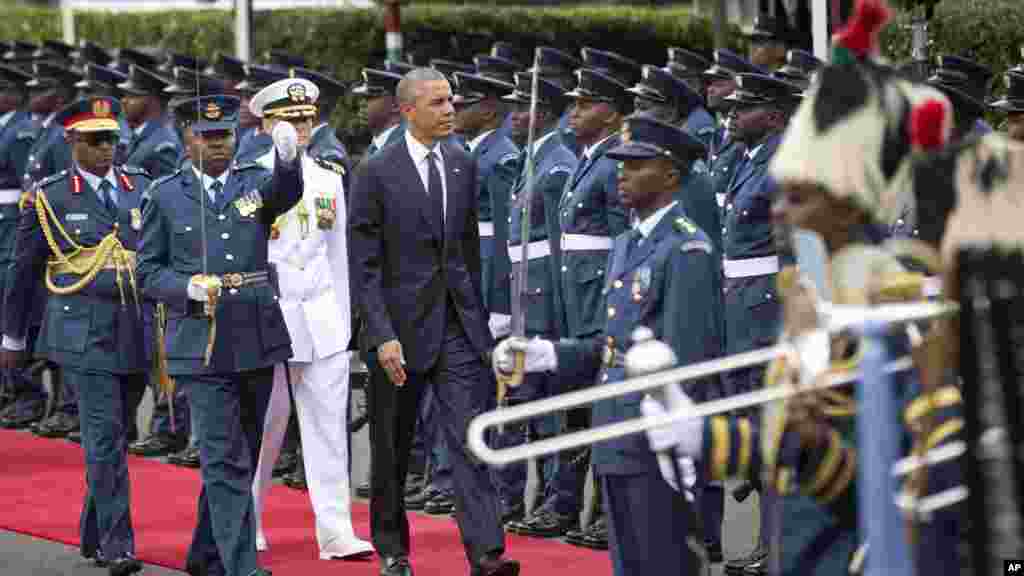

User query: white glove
[272,121,298,164]
[492,336,556,382]
[1,335,26,351]
[641,385,703,458]
[187,277,221,302]
[654,453,698,500]
[488,313,512,340]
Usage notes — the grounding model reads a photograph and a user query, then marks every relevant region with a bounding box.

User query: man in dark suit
[348,67,519,576]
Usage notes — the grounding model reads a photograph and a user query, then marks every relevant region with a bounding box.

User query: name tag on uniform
[66,213,89,221]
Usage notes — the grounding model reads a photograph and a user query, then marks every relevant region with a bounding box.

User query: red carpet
[0,429,610,575]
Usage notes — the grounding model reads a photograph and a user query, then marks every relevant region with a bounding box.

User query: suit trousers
[602,460,700,576]
[72,368,146,562]
[366,314,504,565]
[252,352,365,553]
[184,367,273,576]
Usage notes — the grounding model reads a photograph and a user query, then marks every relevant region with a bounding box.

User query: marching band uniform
[136,94,301,576]
[495,116,719,576]
[248,78,373,559]
[2,96,153,575]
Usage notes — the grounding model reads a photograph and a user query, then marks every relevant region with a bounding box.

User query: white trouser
[252,351,370,557]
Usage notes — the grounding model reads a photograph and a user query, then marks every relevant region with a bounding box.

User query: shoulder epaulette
[314,157,346,176]
[673,216,697,235]
[231,161,261,172]
[37,170,68,189]
[680,239,712,254]
[549,164,573,176]
[120,165,150,177]
[151,168,183,189]
[153,141,178,154]
[498,151,519,166]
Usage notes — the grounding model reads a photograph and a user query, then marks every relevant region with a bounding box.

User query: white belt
[723,256,779,279]
[923,276,942,298]
[0,189,21,204]
[561,233,612,252]
[478,221,495,237]
[508,240,551,263]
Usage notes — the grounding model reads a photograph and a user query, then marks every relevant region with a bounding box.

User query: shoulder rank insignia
[70,173,83,195]
[680,239,713,254]
[673,216,697,235]
[231,161,260,172]
[117,170,135,192]
[314,157,346,176]
[38,170,68,189]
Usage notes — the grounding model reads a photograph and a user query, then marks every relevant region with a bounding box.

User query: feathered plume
[831,0,894,65]
[909,99,951,151]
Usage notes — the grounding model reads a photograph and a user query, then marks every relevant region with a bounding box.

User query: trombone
[468,300,958,467]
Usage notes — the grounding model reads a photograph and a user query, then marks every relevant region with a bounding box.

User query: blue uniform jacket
[136,156,303,375]
[492,132,577,338]
[555,204,722,475]
[123,120,181,179]
[4,165,155,373]
[707,127,745,206]
[473,129,519,312]
[558,133,629,339]
[307,123,352,187]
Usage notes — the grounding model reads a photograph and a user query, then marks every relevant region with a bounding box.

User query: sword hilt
[495,351,524,404]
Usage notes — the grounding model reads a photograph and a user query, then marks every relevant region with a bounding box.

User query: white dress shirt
[192,167,230,202]
[405,130,447,221]
[78,167,121,205]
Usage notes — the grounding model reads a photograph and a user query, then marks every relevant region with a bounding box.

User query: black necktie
[428,151,444,239]
[99,180,117,213]
[208,180,222,204]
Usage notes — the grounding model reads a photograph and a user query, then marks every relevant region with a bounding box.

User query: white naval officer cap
[249,77,319,119]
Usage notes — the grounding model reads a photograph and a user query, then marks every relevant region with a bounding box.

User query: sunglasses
[79,131,120,147]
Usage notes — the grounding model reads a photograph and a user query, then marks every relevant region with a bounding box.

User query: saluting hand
[272,121,299,164]
[378,339,407,386]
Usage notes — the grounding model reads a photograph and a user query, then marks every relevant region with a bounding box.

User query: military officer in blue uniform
[528,47,582,155]
[666,46,711,98]
[0,63,47,429]
[719,72,799,575]
[581,48,642,89]
[494,116,720,576]
[491,72,578,528]
[771,50,823,92]
[136,94,301,576]
[233,65,289,163]
[1,96,155,576]
[289,67,353,184]
[627,64,716,151]
[451,69,519,312]
[353,68,405,159]
[117,64,182,179]
[991,68,1024,142]
[701,50,765,209]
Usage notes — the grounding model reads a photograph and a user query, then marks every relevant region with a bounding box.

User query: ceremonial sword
[495,48,542,417]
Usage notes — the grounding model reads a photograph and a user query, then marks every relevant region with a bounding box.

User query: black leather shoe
[471,553,520,576]
[128,434,182,457]
[732,481,755,503]
[565,515,608,550]
[107,557,142,576]
[404,485,442,511]
[742,559,768,575]
[167,445,201,468]
[0,400,44,429]
[356,480,371,499]
[506,506,574,538]
[380,555,413,576]
[273,451,298,477]
[725,545,768,574]
[423,489,455,515]
[404,473,425,497]
[705,540,724,564]
[500,499,525,524]
[33,412,79,438]
[283,464,307,489]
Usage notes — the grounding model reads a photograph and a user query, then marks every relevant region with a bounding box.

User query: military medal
[632,266,651,302]
[130,208,142,231]
[297,201,311,238]
[316,196,336,230]
[270,215,283,240]
[234,190,264,218]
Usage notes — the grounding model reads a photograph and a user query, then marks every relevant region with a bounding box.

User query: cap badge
[287,82,307,103]
[203,101,223,120]
[92,98,112,118]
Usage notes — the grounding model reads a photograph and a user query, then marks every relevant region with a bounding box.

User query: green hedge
[2,1,1022,151]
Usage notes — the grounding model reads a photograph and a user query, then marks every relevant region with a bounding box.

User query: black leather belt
[220,271,270,288]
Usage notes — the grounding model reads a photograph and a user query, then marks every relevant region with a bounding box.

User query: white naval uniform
[251,151,373,559]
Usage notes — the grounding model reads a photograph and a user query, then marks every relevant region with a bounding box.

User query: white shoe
[318,537,375,560]
[256,533,268,552]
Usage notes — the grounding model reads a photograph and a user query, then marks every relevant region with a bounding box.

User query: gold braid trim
[35,190,137,306]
